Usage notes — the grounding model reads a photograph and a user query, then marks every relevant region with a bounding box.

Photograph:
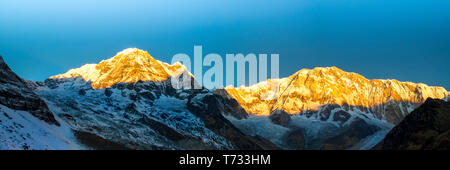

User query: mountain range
[1,48,449,150]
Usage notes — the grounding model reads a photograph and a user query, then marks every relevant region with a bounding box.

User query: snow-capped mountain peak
[49,48,190,89]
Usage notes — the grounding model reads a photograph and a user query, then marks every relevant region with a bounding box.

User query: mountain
[225,66,448,123]
[0,56,83,149]
[221,66,449,149]
[374,98,450,150]
[2,48,449,150]
[36,48,278,150]
[49,48,192,89]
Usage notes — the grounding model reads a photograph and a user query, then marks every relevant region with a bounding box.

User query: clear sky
[1,0,449,89]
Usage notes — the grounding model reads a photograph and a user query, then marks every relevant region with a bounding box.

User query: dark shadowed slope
[0,56,58,125]
[374,98,450,150]
[1,56,84,150]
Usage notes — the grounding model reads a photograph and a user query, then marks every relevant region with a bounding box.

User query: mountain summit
[50,48,190,89]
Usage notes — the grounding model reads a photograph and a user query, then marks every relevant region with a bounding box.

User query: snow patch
[0,104,85,150]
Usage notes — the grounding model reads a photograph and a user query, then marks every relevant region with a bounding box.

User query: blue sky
[1,0,449,89]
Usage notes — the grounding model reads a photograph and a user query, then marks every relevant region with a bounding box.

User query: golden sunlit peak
[292,66,344,75]
[307,66,346,73]
[313,66,340,70]
[114,48,152,59]
[49,48,189,89]
[109,48,155,64]
[116,48,143,55]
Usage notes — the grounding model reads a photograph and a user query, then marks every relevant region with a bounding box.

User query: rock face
[374,98,450,150]
[187,92,279,150]
[0,56,58,125]
[225,66,449,124]
[269,110,291,127]
[73,130,131,150]
[286,130,305,150]
[320,118,380,150]
[212,89,248,119]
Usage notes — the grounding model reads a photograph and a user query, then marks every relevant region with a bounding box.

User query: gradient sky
[1,0,449,89]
